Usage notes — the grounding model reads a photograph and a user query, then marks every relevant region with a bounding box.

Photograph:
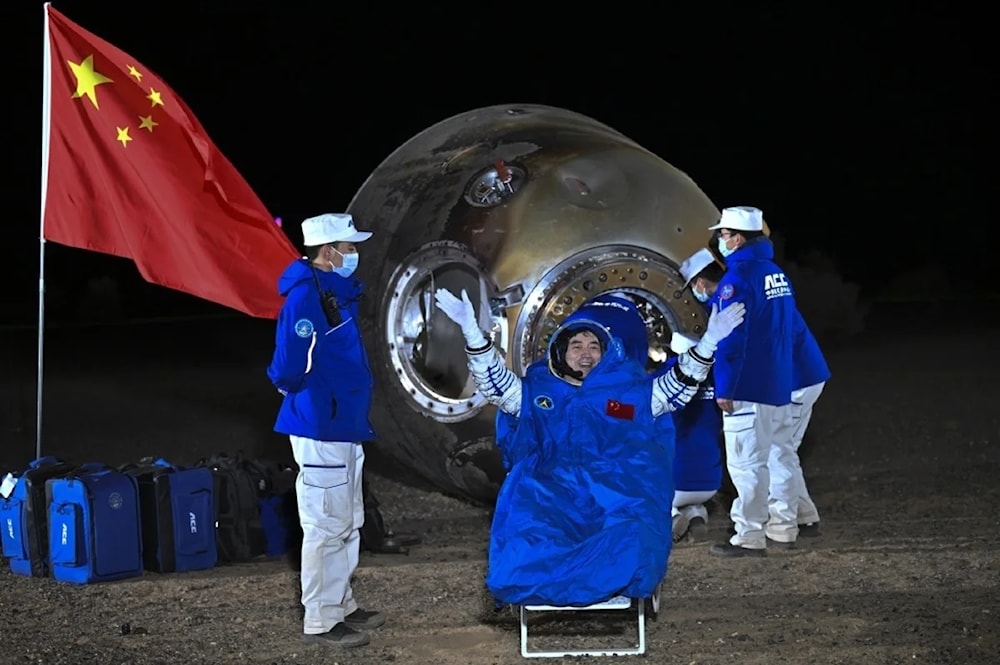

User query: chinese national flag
[42,4,299,319]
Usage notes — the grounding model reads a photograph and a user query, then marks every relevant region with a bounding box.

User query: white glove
[693,302,746,358]
[434,288,488,349]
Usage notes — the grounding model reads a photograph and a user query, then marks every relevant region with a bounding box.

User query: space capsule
[347,104,721,504]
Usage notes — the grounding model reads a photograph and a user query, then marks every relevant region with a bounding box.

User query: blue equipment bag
[0,456,78,577]
[121,458,217,573]
[241,457,300,558]
[45,463,143,584]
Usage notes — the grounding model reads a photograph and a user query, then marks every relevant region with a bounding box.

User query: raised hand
[434,288,487,348]
[693,301,746,358]
[706,301,746,343]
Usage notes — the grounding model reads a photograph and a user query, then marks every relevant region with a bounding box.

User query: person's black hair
[695,262,725,284]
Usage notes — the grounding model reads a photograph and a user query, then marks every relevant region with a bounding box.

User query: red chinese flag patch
[606,400,635,420]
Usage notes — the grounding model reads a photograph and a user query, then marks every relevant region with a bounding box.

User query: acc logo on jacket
[763,272,792,300]
[294,318,314,338]
[535,395,554,410]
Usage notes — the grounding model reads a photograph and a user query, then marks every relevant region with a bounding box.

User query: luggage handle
[29,455,64,469]
[76,462,111,474]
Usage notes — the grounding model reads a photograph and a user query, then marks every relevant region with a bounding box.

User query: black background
[3,2,992,327]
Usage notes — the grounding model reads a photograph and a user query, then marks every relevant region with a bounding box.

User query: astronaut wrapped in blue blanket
[434,289,745,607]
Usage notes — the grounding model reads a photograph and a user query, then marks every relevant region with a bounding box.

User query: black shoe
[798,522,821,537]
[686,517,709,543]
[671,513,691,544]
[709,543,766,558]
[345,608,386,630]
[766,537,796,550]
[674,516,709,546]
[303,623,370,648]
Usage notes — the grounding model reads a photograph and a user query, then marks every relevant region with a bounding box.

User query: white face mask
[692,286,710,303]
[330,248,359,277]
[717,236,736,258]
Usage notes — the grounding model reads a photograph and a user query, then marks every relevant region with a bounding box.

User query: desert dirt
[1,309,998,664]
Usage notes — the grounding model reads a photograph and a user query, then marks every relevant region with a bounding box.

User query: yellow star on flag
[139,115,158,132]
[116,126,132,147]
[147,88,164,107]
[67,55,113,109]
[128,65,143,82]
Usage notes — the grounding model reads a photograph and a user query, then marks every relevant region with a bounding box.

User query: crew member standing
[706,206,802,558]
[267,213,385,647]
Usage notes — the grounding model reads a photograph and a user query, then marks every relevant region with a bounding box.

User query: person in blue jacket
[267,213,384,648]
[646,246,725,545]
[679,242,831,549]
[705,205,805,558]
[664,329,723,546]
[434,288,745,607]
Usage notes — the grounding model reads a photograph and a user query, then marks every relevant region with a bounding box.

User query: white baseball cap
[708,206,764,232]
[679,248,718,286]
[669,332,699,355]
[301,213,372,247]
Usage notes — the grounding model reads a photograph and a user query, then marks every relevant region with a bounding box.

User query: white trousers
[723,401,801,549]
[768,382,825,536]
[672,489,714,522]
[289,436,365,635]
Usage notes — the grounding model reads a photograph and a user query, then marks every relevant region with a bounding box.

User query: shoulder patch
[294,318,314,338]
[720,284,735,300]
[534,395,554,410]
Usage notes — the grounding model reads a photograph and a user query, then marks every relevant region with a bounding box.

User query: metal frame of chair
[518,584,659,658]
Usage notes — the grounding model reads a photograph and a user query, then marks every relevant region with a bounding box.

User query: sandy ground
[1,308,998,664]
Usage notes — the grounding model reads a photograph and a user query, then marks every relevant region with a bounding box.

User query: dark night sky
[3,2,993,325]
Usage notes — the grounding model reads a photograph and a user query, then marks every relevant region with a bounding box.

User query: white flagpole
[37,2,53,460]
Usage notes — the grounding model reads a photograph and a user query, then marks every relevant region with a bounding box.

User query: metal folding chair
[518,584,660,658]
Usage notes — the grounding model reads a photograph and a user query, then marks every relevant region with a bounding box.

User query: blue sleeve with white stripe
[267,285,316,394]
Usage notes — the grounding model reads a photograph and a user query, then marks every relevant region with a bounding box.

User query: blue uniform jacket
[711,238,799,406]
[793,320,831,390]
[488,295,673,606]
[657,357,722,493]
[267,259,375,442]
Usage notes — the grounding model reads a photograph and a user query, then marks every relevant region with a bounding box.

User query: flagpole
[37,2,53,460]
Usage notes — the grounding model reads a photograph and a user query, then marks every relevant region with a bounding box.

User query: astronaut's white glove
[693,302,746,358]
[434,288,488,349]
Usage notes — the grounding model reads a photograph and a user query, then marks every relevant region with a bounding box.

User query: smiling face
[564,330,603,378]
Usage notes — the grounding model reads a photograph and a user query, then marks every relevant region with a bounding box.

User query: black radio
[311,268,343,327]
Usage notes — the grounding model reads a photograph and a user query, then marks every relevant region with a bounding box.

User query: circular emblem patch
[108,492,123,510]
[720,284,734,300]
[294,318,314,338]
[535,395,554,410]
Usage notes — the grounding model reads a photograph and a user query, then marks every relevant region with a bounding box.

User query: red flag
[42,5,299,319]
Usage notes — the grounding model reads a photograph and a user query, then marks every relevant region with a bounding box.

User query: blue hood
[548,293,649,368]
[277,258,313,296]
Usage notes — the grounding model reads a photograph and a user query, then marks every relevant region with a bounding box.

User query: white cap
[669,332,699,355]
[679,248,717,286]
[708,206,764,231]
[301,213,372,246]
